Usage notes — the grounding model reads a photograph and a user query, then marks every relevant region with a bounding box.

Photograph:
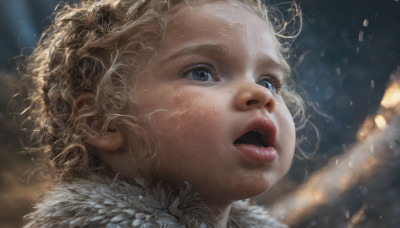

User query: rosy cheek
[172,91,187,106]
[160,92,221,141]
[277,102,295,130]
[164,106,217,134]
[276,104,296,150]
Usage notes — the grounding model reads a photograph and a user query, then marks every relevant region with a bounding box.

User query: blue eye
[257,78,281,93]
[183,64,216,82]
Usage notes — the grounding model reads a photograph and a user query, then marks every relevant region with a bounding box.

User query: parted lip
[234,117,277,148]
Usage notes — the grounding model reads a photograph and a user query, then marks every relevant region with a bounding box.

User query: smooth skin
[88,1,296,227]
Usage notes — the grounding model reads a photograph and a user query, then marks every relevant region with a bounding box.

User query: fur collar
[24,175,287,228]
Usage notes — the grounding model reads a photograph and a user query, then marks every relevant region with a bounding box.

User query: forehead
[158,0,280,61]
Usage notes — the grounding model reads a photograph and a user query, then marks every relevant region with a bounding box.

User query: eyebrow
[256,56,287,80]
[159,44,231,66]
[159,43,286,75]
[257,55,286,72]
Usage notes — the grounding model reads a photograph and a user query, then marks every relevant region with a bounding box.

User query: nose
[234,82,276,113]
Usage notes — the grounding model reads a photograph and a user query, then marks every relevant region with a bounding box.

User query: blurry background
[0,0,399,227]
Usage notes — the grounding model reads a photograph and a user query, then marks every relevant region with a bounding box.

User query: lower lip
[235,144,277,163]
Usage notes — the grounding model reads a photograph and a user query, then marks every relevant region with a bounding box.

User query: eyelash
[256,76,283,94]
[182,63,283,93]
[182,64,218,82]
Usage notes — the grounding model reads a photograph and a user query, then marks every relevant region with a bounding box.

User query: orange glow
[270,73,400,226]
[312,190,326,203]
[374,115,387,130]
[364,157,378,170]
[357,117,374,140]
[380,82,400,108]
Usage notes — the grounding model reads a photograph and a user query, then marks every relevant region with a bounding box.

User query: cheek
[276,104,296,166]
[152,91,228,179]
[157,91,222,145]
[283,111,296,147]
[173,95,218,125]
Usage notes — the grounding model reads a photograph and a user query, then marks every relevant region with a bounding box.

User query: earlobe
[74,93,125,152]
[86,130,125,152]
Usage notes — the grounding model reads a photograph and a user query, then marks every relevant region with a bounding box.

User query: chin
[227,178,276,201]
[245,184,272,198]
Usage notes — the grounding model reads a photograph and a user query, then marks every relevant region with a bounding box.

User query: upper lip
[234,117,277,148]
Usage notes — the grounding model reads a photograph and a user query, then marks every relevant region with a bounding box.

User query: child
[22,0,303,227]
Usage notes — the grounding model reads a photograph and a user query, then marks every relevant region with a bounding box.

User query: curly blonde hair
[22,0,303,180]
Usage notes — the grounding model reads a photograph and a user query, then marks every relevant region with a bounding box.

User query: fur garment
[24,174,288,228]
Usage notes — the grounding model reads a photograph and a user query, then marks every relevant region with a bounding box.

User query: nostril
[246,99,258,107]
[266,99,275,111]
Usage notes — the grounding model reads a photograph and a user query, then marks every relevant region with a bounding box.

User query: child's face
[127,1,295,206]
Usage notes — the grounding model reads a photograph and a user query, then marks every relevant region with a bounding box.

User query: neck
[219,208,231,228]
[204,200,233,228]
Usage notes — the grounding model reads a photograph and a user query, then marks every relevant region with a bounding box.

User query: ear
[85,129,125,152]
[74,93,125,152]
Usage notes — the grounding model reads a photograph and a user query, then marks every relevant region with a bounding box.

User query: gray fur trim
[24,175,287,228]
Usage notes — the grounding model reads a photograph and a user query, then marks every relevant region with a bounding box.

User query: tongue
[235,131,264,147]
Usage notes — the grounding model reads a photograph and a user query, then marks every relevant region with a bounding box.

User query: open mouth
[233,118,277,162]
[234,131,267,147]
